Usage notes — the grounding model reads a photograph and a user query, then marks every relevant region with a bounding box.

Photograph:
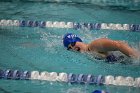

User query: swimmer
[63,33,139,62]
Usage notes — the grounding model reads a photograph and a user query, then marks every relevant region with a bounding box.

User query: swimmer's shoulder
[88,38,109,45]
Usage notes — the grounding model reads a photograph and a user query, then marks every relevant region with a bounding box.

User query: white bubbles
[53,21,60,28]
[114,76,125,85]
[49,72,58,81]
[60,22,66,28]
[104,75,140,87]
[57,73,68,82]
[31,71,40,79]
[125,77,134,86]
[46,21,53,27]
[66,22,73,28]
[105,75,114,85]
[40,71,50,80]
[123,24,129,30]
[134,77,140,87]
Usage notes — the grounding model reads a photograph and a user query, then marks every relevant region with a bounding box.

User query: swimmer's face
[67,42,81,52]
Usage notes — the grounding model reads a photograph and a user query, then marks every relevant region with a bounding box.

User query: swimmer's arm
[88,38,139,58]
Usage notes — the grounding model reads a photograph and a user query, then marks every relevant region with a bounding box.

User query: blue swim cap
[92,90,108,93]
[92,90,102,93]
[63,33,82,48]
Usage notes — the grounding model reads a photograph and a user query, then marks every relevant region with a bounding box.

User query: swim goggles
[67,42,76,50]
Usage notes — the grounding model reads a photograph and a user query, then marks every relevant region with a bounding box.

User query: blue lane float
[68,73,77,83]
[67,73,104,85]
[27,20,34,27]
[0,69,140,87]
[20,20,46,28]
[86,74,95,84]
[0,69,31,80]
[130,24,140,32]
[77,74,87,84]
[0,19,140,32]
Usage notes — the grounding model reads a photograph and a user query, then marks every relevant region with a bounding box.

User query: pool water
[0,1,140,93]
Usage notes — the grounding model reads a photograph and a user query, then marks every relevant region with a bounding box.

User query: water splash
[40,31,62,53]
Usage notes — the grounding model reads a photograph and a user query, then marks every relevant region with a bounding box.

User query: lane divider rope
[0,19,140,32]
[0,69,140,87]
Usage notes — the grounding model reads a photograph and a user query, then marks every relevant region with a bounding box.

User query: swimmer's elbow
[129,52,140,59]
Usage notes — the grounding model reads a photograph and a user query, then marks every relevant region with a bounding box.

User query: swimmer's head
[63,33,82,50]
[92,90,109,93]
